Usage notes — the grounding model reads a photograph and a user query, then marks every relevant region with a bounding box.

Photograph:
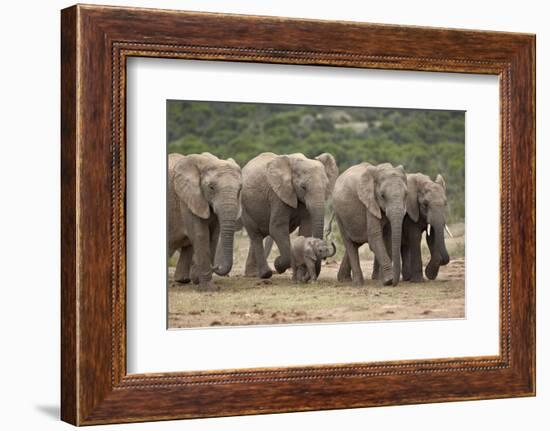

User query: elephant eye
[208,183,215,191]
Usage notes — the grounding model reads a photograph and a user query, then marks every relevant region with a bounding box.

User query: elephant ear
[267,155,298,208]
[396,165,407,178]
[315,153,339,196]
[406,175,420,222]
[435,174,446,191]
[357,165,381,219]
[227,157,241,170]
[173,155,210,219]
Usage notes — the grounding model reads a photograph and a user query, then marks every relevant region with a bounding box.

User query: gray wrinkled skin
[240,152,338,279]
[333,162,407,286]
[400,173,450,282]
[168,153,242,291]
[290,236,337,283]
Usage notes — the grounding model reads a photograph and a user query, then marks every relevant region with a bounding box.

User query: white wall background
[0,0,546,429]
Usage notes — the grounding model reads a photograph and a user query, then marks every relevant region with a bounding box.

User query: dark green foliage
[167,101,465,221]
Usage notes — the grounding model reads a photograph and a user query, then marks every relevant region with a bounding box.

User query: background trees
[168,101,465,221]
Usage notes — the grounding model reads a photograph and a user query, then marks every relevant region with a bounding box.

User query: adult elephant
[333,163,407,286]
[168,153,242,290]
[401,173,450,281]
[241,152,338,279]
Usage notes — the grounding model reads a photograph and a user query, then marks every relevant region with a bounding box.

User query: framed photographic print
[61,4,535,425]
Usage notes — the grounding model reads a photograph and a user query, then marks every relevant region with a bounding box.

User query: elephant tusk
[445,224,454,238]
[427,224,431,236]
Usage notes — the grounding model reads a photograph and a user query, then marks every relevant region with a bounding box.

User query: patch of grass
[167,221,465,329]
[168,258,465,328]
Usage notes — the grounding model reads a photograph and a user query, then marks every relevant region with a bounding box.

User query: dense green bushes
[168,101,465,221]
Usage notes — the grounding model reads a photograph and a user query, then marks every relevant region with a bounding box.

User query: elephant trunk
[388,207,405,286]
[327,241,337,258]
[437,225,450,265]
[425,213,450,280]
[308,201,326,239]
[212,194,238,276]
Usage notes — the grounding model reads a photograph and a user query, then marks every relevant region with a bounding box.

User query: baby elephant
[291,236,336,283]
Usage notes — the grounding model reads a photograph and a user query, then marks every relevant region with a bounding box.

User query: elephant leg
[401,243,412,281]
[297,266,309,283]
[174,247,192,284]
[244,244,258,277]
[336,216,352,282]
[346,241,363,285]
[336,223,363,285]
[189,218,215,290]
[368,238,393,286]
[249,231,272,279]
[291,261,298,283]
[338,250,352,282]
[366,216,393,286]
[305,259,318,282]
[371,257,380,280]
[244,234,274,276]
[269,208,292,274]
[407,225,424,282]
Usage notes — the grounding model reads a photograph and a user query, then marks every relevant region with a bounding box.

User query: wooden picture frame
[61,4,535,425]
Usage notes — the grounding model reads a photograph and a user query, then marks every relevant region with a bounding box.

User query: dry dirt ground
[168,224,465,329]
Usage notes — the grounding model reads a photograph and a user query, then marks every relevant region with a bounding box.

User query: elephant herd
[168,151,451,291]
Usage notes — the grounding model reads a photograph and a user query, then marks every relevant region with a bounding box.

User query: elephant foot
[351,271,365,286]
[190,265,200,284]
[244,267,258,277]
[274,256,290,274]
[174,277,191,284]
[371,269,380,280]
[259,267,273,279]
[337,273,352,282]
[425,262,440,280]
[337,265,352,282]
[380,266,393,286]
[409,273,424,283]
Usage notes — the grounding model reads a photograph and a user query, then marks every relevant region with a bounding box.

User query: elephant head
[305,238,337,261]
[406,173,450,279]
[266,153,338,239]
[172,153,242,276]
[358,163,408,286]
